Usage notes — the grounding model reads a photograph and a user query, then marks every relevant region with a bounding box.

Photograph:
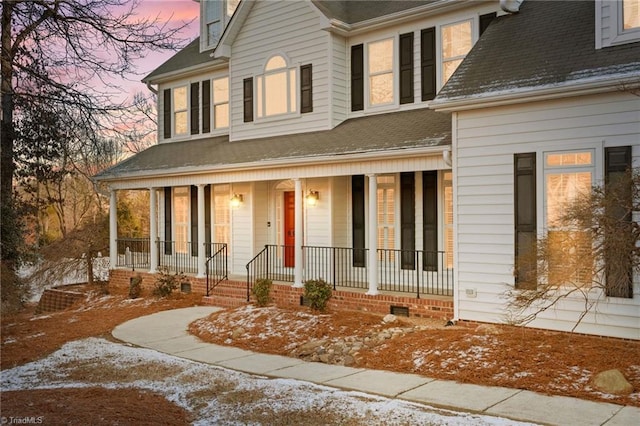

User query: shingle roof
[144,37,225,82]
[95,108,451,180]
[313,0,434,24]
[434,0,640,103]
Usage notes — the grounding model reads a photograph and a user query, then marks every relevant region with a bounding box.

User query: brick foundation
[109,269,453,320]
[36,288,87,314]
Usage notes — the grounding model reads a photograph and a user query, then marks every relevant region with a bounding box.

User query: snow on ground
[1,338,536,426]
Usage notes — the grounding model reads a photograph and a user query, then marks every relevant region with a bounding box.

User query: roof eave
[431,76,640,112]
[143,59,228,85]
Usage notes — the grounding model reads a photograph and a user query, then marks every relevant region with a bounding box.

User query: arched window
[256,55,297,118]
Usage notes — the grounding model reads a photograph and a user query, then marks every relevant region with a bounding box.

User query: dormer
[200,0,241,52]
[596,0,640,48]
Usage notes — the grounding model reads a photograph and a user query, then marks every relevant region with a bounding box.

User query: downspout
[442,149,452,167]
[500,0,524,13]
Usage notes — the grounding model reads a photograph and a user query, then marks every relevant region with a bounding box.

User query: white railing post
[367,174,379,295]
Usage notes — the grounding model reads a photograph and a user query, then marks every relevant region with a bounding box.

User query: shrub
[303,279,332,311]
[129,274,142,299]
[252,278,272,306]
[153,268,183,298]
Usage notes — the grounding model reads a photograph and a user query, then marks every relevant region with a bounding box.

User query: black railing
[245,245,453,299]
[157,240,198,274]
[116,238,150,270]
[206,243,228,296]
[377,249,453,297]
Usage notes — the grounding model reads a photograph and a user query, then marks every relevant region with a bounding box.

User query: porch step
[201,280,249,309]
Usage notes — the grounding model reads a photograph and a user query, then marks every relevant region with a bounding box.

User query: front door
[284,191,295,267]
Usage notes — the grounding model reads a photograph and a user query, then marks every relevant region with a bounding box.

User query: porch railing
[245,245,453,299]
[115,238,151,270]
[158,240,198,274]
[206,243,228,296]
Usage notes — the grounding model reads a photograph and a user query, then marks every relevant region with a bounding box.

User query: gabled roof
[95,108,451,181]
[433,0,640,107]
[312,0,436,24]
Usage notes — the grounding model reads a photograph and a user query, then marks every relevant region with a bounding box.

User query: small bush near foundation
[303,279,332,311]
[129,274,142,299]
[153,268,183,298]
[251,278,272,306]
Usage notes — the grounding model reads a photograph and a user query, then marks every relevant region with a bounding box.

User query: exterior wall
[332,176,350,248]
[304,177,331,247]
[230,0,332,141]
[231,182,253,274]
[329,33,348,128]
[453,91,640,339]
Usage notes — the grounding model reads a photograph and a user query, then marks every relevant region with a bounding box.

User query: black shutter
[205,185,212,256]
[605,146,633,298]
[479,12,496,36]
[401,172,416,269]
[420,27,436,101]
[352,175,366,267]
[514,153,537,289]
[190,82,199,135]
[190,186,198,256]
[163,89,172,139]
[351,44,364,111]
[243,77,253,122]
[300,64,313,113]
[164,187,172,255]
[202,80,211,133]
[399,33,414,105]
[422,171,438,270]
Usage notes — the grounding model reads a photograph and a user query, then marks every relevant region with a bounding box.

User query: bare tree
[506,169,639,331]
[1,0,191,306]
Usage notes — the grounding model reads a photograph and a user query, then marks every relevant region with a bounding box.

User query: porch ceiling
[95,108,451,182]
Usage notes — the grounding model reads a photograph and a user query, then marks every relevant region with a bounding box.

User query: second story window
[173,86,188,136]
[441,20,472,85]
[256,55,297,118]
[368,38,394,106]
[624,0,640,29]
[213,77,229,128]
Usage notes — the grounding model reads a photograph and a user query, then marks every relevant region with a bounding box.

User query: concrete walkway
[112,307,638,426]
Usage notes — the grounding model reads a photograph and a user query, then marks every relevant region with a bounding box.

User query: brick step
[202,295,248,309]
[202,280,250,308]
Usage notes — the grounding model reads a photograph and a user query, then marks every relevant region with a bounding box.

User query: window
[441,20,472,85]
[443,172,454,270]
[173,187,190,254]
[544,151,594,285]
[202,0,239,50]
[377,175,396,260]
[514,153,537,289]
[213,77,229,128]
[368,38,394,106]
[624,0,640,29]
[213,185,230,250]
[173,86,188,136]
[256,55,297,118]
[352,175,366,267]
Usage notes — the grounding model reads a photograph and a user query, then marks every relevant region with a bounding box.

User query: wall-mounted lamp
[306,190,319,206]
[230,193,243,208]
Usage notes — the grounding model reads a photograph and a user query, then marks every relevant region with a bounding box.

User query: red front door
[284,191,295,267]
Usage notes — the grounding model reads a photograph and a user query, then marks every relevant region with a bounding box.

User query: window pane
[227,0,240,17]
[174,187,189,253]
[442,21,472,59]
[624,0,640,29]
[257,76,263,117]
[265,71,288,115]
[174,86,187,111]
[213,77,229,103]
[442,59,463,85]
[546,151,592,167]
[546,172,591,227]
[214,104,229,128]
[266,55,286,71]
[175,111,187,135]
[370,73,393,105]
[289,69,297,112]
[368,39,393,74]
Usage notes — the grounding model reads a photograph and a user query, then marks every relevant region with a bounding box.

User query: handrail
[205,243,228,296]
[246,245,269,301]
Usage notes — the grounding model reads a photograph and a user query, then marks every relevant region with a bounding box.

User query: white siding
[330,33,348,128]
[253,181,269,251]
[230,182,252,275]
[305,178,331,247]
[230,0,331,140]
[454,91,640,339]
[332,176,350,248]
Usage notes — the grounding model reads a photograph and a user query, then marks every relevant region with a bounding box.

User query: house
[95,0,639,339]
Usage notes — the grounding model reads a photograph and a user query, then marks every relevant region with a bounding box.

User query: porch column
[197,184,206,278]
[367,174,379,295]
[109,189,117,270]
[293,178,303,287]
[149,187,158,273]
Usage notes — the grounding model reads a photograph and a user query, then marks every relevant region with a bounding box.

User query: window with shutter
[422,171,437,270]
[351,44,364,111]
[164,187,172,255]
[243,77,253,122]
[400,172,415,269]
[605,146,633,298]
[352,175,365,267]
[190,82,199,135]
[420,28,436,101]
[202,80,211,133]
[514,153,537,289]
[300,64,313,113]
[163,89,171,139]
[399,33,414,105]
[190,186,198,256]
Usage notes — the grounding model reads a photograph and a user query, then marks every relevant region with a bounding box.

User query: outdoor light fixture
[230,193,243,208]
[306,190,319,206]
